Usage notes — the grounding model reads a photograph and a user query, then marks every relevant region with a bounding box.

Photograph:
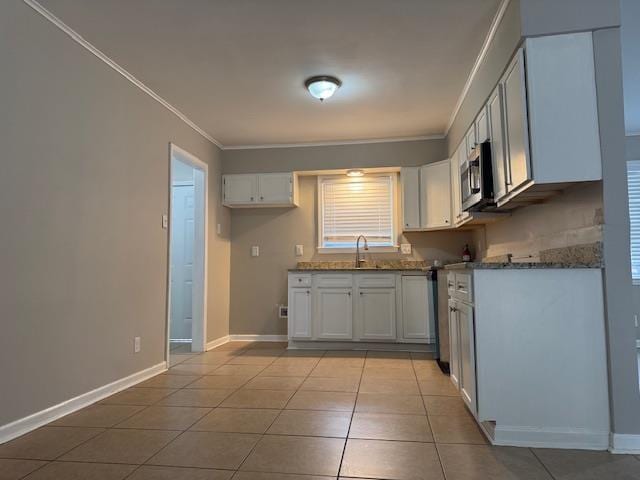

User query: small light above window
[305,75,341,101]
[346,169,365,177]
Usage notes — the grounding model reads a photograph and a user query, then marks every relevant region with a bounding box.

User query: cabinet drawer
[357,273,396,288]
[455,272,473,303]
[315,274,353,288]
[289,274,312,288]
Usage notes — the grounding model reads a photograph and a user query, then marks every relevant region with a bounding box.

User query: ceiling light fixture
[346,169,365,177]
[305,75,342,101]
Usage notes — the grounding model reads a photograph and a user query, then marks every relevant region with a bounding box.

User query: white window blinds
[319,174,395,248]
[627,161,640,282]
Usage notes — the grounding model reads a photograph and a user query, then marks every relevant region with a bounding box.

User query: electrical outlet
[134,336,141,353]
[251,246,259,257]
[217,223,222,235]
[295,245,304,256]
[400,243,412,255]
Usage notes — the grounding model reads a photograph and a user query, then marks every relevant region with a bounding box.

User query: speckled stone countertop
[445,261,603,270]
[290,260,441,272]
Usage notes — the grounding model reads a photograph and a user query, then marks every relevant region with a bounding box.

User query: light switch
[251,246,260,257]
[295,245,304,256]
[216,223,222,235]
[162,214,168,229]
[401,243,412,255]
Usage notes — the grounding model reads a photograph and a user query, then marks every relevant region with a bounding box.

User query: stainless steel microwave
[461,141,495,211]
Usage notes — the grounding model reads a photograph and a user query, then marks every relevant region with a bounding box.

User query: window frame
[316,173,399,254]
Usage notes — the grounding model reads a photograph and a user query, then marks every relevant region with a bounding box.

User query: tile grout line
[336,349,367,478]
[413,354,448,480]
[529,447,559,480]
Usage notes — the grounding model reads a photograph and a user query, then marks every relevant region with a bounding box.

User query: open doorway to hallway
[168,144,208,361]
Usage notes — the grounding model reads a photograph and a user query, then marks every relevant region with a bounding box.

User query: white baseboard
[228,334,288,342]
[206,335,230,350]
[610,433,640,454]
[488,425,610,450]
[0,361,167,445]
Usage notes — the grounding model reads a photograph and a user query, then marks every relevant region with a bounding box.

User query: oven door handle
[469,167,481,194]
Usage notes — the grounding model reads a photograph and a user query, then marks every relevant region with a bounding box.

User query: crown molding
[222,134,446,151]
[445,0,512,137]
[23,0,223,149]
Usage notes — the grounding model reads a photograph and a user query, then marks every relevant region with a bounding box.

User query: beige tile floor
[1,342,639,480]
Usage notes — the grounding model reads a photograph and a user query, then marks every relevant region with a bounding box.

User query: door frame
[167,143,208,358]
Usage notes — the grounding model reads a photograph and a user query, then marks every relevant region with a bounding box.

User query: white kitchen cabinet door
[420,160,451,229]
[288,288,312,339]
[488,85,508,202]
[458,301,477,415]
[357,288,396,340]
[449,299,461,390]
[223,174,257,205]
[503,49,532,193]
[401,167,421,230]
[465,125,477,157]
[476,107,489,144]
[258,173,293,204]
[401,276,431,341]
[450,151,463,226]
[315,288,353,340]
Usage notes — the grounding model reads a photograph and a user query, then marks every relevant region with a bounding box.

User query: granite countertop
[290,260,443,272]
[445,261,603,270]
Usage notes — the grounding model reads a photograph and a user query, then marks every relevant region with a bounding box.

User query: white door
[315,288,353,339]
[358,288,396,340]
[458,301,477,414]
[170,184,195,340]
[401,276,431,341]
[289,288,312,339]
[258,173,292,204]
[503,49,532,192]
[488,85,508,201]
[223,174,257,204]
[401,167,421,230]
[420,160,451,229]
[449,299,461,390]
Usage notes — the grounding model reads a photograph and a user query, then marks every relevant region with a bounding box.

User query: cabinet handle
[250,196,254,201]
[359,292,363,296]
[347,292,351,296]
[260,196,264,201]
[298,278,302,282]
[306,290,310,295]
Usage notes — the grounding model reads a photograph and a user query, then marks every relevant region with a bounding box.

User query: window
[627,161,640,283]
[318,174,397,251]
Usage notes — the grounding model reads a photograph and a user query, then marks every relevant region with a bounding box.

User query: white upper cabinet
[476,106,490,144]
[223,172,298,207]
[401,167,421,230]
[465,126,477,157]
[401,161,451,231]
[502,49,532,194]
[258,173,293,204]
[492,32,602,207]
[222,174,257,205]
[420,160,452,229]
[488,85,508,201]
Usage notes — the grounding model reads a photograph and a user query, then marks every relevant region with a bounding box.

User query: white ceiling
[39,0,501,147]
[622,0,640,135]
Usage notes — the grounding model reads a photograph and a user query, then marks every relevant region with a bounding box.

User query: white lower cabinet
[457,301,476,414]
[288,287,312,339]
[448,298,461,389]
[315,288,353,340]
[288,272,432,344]
[401,275,433,341]
[357,288,396,340]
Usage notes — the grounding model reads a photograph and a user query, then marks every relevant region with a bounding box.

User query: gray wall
[0,0,230,426]
[223,140,471,336]
[223,139,448,174]
[519,0,620,37]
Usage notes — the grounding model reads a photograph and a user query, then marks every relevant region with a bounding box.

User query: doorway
[167,144,208,360]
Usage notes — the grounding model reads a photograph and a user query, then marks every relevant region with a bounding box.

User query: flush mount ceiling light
[346,169,365,177]
[305,75,342,101]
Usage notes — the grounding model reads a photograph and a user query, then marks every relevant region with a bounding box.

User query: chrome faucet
[355,235,369,268]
